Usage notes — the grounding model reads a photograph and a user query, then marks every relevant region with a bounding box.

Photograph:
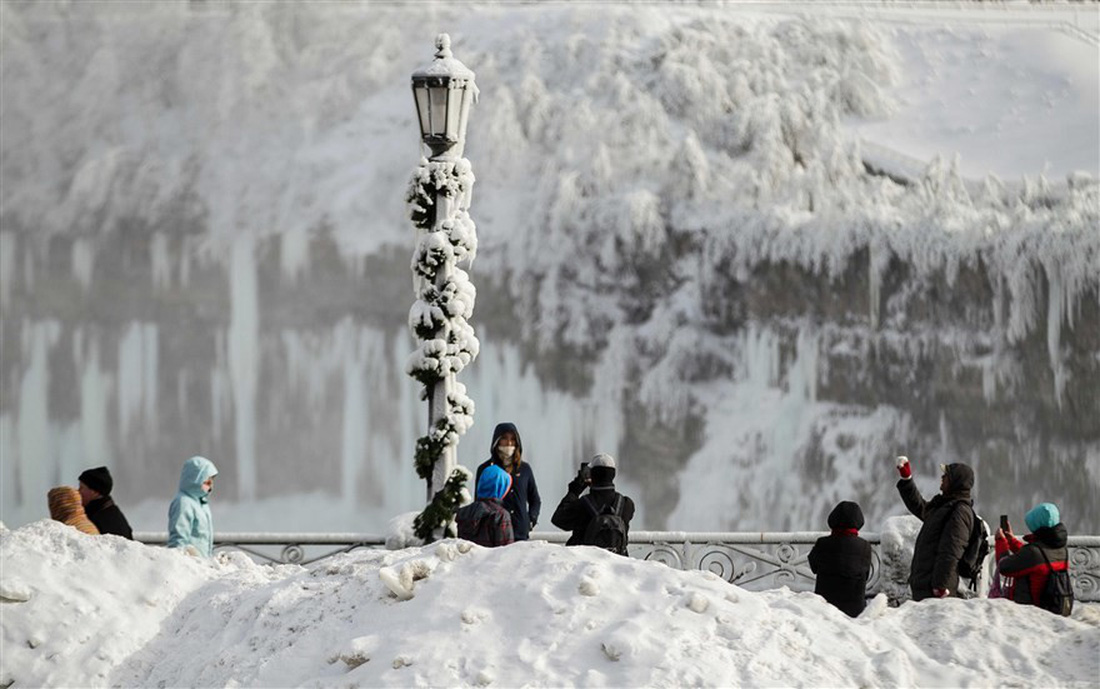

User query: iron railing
[134,531,1100,602]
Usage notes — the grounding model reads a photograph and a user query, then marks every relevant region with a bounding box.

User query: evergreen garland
[412,466,472,541]
[406,157,479,542]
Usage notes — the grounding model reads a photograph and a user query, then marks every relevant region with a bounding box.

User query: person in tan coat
[47,486,100,535]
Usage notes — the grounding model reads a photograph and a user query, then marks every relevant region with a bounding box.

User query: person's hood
[827,501,865,530]
[1025,502,1060,533]
[476,464,512,500]
[48,486,84,522]
[178,456,218,500]
[490,422,523,455]
[1031,523,1069,549]
[943,462,974,495]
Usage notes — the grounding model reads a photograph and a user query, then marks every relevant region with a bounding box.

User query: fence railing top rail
[133,531,1100,547]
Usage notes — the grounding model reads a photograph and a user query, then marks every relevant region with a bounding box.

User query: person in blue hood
[455,464,514,547]
[475,422,541,540]
[167,455,219,557]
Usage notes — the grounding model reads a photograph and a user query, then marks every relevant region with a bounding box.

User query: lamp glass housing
[413,74,473,158]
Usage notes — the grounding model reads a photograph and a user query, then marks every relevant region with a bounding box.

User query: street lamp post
[406,34,480,540]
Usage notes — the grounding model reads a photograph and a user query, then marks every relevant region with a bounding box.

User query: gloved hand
[932,588,950,598]
[568,469,588,496]
[896,456,912,480]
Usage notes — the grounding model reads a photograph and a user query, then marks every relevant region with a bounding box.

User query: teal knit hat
[1025,502,1060,532]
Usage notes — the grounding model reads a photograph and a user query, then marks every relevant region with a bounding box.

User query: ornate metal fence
[134,531,1100,601]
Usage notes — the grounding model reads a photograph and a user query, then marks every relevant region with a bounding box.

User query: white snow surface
[3,521,1099,688]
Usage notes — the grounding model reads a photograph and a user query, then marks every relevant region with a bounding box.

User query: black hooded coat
[897,463,976,600]
[807,501,872,617]
[475,423,541,540]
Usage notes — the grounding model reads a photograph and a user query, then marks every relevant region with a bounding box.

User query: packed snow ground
[2,521,1098,688]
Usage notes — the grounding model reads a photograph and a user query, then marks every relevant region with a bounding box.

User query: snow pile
[3,521,1099,688]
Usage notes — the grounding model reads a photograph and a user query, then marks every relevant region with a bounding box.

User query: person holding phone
[551,453,635,555]
[994,503,1070,611]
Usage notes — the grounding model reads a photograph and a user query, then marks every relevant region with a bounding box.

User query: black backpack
[1037,548,1074,616]
[957,505,990,589]
[582,495,628,555]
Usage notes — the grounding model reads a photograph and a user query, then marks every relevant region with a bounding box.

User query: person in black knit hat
[78,466,133,540]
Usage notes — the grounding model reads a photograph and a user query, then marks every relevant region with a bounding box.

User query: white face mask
[497,445,516,462]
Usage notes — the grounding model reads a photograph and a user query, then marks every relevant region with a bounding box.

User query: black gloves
[568,468,588,496]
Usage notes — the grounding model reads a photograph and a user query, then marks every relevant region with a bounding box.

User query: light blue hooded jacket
[476,464,512,500]
[167,456,218,557]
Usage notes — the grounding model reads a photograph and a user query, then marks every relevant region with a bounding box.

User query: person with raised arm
[895,455,975,601]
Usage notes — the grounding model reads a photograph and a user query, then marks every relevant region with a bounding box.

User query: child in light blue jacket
[167,456,219,557]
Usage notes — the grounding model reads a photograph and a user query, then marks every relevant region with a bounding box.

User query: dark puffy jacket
[808,502,873,618]
[456,499,514,547]
[998,524,1069,607]
[84,497,133,540]
[475,423,541,540]
[551,473,635,550]
[897,463,976,600]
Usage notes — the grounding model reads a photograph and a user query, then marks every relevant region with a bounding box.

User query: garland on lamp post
[406,157,479,541]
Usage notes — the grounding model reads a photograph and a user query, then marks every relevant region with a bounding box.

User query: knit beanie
[79,466,113,496]
[47,487,100,535]
[1025,502,1060,533]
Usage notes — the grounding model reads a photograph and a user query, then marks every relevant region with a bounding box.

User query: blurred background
[2,1,1097,533]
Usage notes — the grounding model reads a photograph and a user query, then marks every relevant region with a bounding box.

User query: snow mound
[2,522,1098,687]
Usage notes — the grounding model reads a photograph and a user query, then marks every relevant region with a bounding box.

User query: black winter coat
[808,501,872,617]
[897,463,975,600]
[808,533,872,617]
[551,485,635,549]
[84,497,133,540]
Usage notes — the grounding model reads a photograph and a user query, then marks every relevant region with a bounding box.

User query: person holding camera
[895,455,976,601]
[551,453,635,555]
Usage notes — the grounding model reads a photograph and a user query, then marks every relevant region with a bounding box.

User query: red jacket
[996,524,1069,607]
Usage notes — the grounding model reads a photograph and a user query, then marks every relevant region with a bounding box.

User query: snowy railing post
[405,34,480,542]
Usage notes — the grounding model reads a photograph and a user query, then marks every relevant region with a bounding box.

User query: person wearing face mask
[475,422,541,541]
[167,455,219,557]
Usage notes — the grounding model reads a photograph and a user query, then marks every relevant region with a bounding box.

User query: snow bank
[2,521,1098,688]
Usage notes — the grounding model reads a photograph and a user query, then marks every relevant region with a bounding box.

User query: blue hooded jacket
[167,456,218,557]
[477,464,512,500]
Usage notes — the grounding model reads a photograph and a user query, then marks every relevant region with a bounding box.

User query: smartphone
[580,462,591,482]
[1000,515,1010,532]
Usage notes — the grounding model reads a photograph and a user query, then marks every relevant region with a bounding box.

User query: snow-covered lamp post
[406,34,480,541]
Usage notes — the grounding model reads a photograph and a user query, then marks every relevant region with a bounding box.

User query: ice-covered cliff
[1,1,1097,532]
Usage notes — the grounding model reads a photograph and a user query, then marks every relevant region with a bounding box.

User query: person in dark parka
[808,501,873,617]
[78,466,134,540]
[551,453,635,554]
[895,456,975,601]
[475,422,541,540]
[995,502,1070,609]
